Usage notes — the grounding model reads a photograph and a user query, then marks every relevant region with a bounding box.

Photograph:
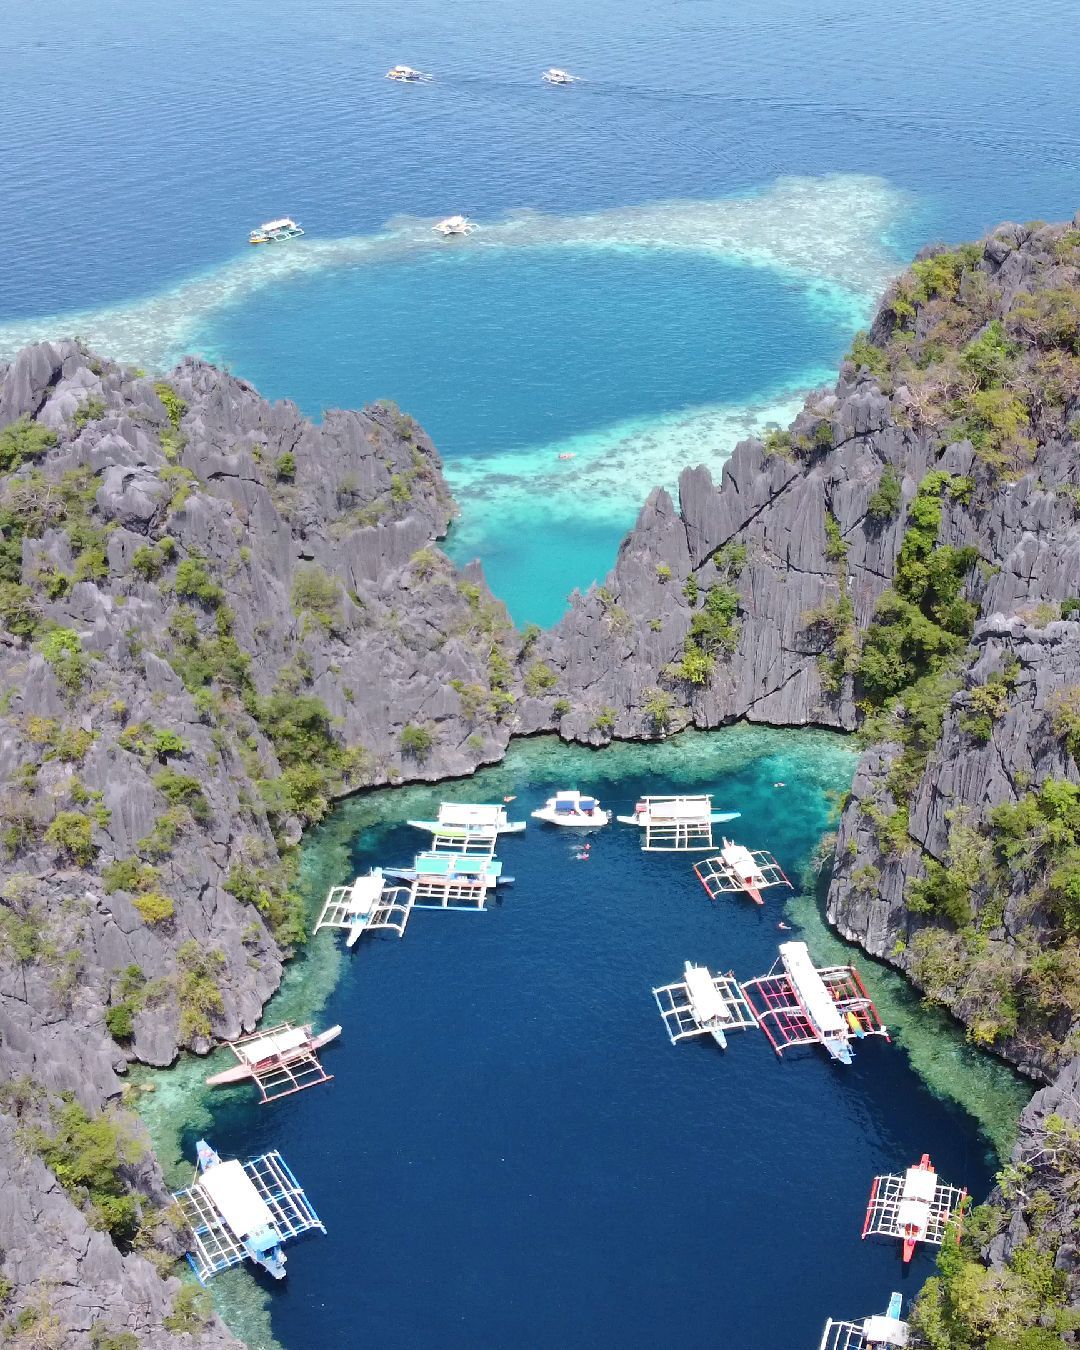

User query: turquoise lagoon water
[139,731,1029,1350]
[5,0,1080,618]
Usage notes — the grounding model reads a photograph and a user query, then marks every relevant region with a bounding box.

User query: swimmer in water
[773,782,786,788]
[777,921,792,931]
[503,794,517,803]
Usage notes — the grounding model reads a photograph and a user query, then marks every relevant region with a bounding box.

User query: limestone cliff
[0,341,521,1345]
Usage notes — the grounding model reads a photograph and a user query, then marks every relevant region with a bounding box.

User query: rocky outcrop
[0,340,524,1345]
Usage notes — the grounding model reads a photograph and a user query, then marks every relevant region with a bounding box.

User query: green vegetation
[24,718,95,763]
[803,592,859,695]
[590,706,617,735]
[173,556,223,607]
[824,510,847,562]
[44,811,95,866]
[37,627,89,697]
[712,540,748,579]
[655,562,671,582]
[845,331,889,378]
[152,767,210,822]
[275,451,297,481]
[23,1098,145,1247]
[866,464,903,523]
[400,723,434,760]
[225,859,305,948]
[856,472,978,702]
[131,539,172,580]
[131,891,175,925]
[641,687,676,735]
[669,584,741,685]
[913,1165,1080,1350]
[153,381,187,429]
[1050,686,1080,762]
[72,397,106,430]
[90,1325,139,1350]
[0,416,57,472]
[959,665,1016,743]
[292,564,343,633]
[163,1285,212,1334]
[552,697,571,717]
[523,661,558,696]
[103,965,160,1045]
[252,689,369,826]
[176,940,225,1041]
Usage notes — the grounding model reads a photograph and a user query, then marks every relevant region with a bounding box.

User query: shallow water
[138,731,1029,1350]
[6,0,1080,618]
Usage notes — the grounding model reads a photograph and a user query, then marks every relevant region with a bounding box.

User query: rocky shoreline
[2,213,1079,1344]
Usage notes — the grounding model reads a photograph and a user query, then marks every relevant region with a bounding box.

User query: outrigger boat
[314,867,415,944]
[693,837,792,904]
[542,68,581,85]
[863,1154,968,1262]
[652,961,758,1050]
[172,1140,325,1283]
[382,851,510,889]
[531,790,610,827]
[386,64,431,82]
[742,941,889,1065]
[249,217,304,245]
[433,214,475,237]
[617,795,740,852]
[819,1292,909,1350]
[407,802,525,850]
[205,1023,341,1102]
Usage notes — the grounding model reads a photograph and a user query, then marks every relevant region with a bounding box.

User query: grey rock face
[0,340,521,1346]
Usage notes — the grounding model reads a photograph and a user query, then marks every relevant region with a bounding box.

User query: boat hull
[531,808,610,828]
[205,1026,342,1086]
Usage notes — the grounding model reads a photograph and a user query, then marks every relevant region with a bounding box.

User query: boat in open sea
[386,64,431,82]
[542,68,580,85]
[248,217,304,245]
[433,214,475,237]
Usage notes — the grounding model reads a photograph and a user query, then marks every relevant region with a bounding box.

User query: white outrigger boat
[652,961,758,1050]
[531,790,610,827]
[617,794,740,852]
[172,1139,325,1283]
[205,1023,341,1102]
[694,837,792,905]
[542,68,581,85]
[407,802,525,852]
[820,1293,909,1350]
[249,217,304,245]
[433,214,475,237]
[386,64,431,82]
[315,868,415,944]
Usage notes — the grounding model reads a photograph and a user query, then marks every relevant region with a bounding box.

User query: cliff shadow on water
[137,728,1029,1350]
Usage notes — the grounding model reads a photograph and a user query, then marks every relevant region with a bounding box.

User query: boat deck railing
[410,875,490,909]
[315,880,415,941]
[652,969,758,1044]
[430,825,499,856]
[863,1173,967,1246]
[174,1150,325,1283]
[693,849,792,898]
[224,1024,333,1103]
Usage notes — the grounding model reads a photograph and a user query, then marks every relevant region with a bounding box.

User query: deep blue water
[182,733,1015,1350]
[4,0,1079,620]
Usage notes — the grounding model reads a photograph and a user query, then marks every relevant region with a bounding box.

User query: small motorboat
[542,68,581,85]
[386,65,431,82]
[433,214,475,237]
[531,790,610,827]
[249,217,304,245]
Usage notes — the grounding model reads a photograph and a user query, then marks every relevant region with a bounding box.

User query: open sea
[3,2,1067,1344]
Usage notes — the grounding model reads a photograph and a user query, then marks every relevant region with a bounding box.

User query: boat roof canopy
[199,1160,275,1238]
[258,218,297,231]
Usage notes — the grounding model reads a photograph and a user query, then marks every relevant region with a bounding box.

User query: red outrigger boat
[862,1153,967,1262]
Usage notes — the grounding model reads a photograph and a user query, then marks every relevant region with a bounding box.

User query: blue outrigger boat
[382,852,512,888]
[172,1140,325,1283]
